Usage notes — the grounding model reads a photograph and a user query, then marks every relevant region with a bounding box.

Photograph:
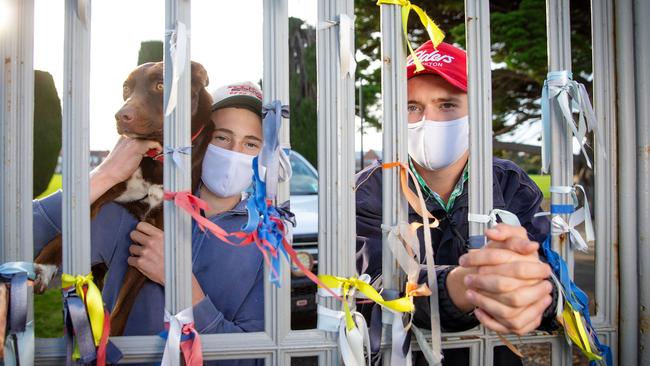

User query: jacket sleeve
[193,262,265,334]
[33,190,64,255]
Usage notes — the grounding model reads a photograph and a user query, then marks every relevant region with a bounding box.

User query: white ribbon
[338,14,357,78]
[162,307,194,366]
[382,223,421,284]
[467,209,521,227]
[541,71,605,173]
[551,208,590,252]
[165,22,188,116]
[75,0,89,27]
[390,311,412,366]
[2,321,34,366]
[317,304,371,366]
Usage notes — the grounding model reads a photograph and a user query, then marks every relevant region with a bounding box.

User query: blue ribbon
[62,286,97,365]
[259,101,290,202]
[550,204,575,215]
[0,262,35,365]
[541,236,611,365]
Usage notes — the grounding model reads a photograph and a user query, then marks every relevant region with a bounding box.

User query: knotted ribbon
[258,101,291,202]
[165,21,188,116]
[161,307,203,366]
[541,70,605,173]
[61,273,112,366]
[0,262,35,365]
[536,185,594,252]
[376,0,445,72]
[163,191,233,244]
[467,208,521,228]
[382,162,442,365]
[541,237,611,365]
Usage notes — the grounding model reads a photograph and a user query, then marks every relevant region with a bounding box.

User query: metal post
[634,0,650,363]
[163,0,192,318]
[465,0,493,241]
[317,2,356,365]
[62,0,91,275]
[359,78,364,170]
[262,0,290,358]
[0,0,35,262]
[546,0,573,364]
[378,2,408,363]
[614,0,637,361]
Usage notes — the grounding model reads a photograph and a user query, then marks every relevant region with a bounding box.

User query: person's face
[407,74,468,123]
[209,107,263,156]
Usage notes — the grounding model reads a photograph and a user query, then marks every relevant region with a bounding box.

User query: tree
[33,70,62,197]
[138,40,164,65]
[288,17,318,167]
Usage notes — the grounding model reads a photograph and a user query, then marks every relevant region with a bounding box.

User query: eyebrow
[214,128,263,143]
[407,96,461,104]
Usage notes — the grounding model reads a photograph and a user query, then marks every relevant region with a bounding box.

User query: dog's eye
[123,85,130,95]
[155,82,163,92]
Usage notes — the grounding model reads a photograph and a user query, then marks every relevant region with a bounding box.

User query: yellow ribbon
[62,273,106,347]
[319,275,414,331]
[376,0,445,72]
[559,303,602,361]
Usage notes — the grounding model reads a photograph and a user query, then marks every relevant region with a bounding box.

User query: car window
[290,153,318,195]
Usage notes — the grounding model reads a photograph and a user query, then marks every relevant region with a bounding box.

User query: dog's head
[115,61,212,143]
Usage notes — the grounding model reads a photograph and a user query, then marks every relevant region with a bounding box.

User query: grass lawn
[35,174,64,338]
[529,174,550,199]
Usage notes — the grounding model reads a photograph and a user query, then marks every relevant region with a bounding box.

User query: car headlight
[290,251,314,277]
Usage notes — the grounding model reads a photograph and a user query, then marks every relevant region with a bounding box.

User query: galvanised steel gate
[2,0,649,364]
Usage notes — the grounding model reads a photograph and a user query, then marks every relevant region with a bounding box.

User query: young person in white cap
[356,41,557,365]
[33,81,267,365]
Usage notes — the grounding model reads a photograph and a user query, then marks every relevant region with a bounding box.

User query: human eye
[440,102,458,111]
[407,103,422,114]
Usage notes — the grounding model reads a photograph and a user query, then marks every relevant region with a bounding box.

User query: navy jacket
[33,191,264,366]
[356,159,557,365]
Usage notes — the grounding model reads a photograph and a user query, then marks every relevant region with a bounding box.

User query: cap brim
[211,95,263,116]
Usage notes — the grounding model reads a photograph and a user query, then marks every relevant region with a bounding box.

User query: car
[288,151,319,329]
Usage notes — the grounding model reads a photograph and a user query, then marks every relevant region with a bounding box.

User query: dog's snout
[116,108,135,124]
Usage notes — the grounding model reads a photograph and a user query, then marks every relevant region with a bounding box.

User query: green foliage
[138,40,164,65]
[33,70,62,198]
[288,17,318,167]
[37,174,62,199]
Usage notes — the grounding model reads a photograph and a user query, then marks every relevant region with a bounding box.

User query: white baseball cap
[210,81,263,116]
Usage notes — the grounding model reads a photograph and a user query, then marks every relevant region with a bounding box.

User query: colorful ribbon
[0,262,35,366]
[161,307,203,366]
[163,191,233,244]
[376,0,445,72]
[62,272,113,366]
[536,185,594,252]
[259,101,291,202]
[541,71,605,174]
[541,237,611,365]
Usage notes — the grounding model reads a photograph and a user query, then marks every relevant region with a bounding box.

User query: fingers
[135,222,162,237]
[464,273,542,294]
[474,308,511,334]
[484,224,528,242]
[459,247,538,267]
[485,235,539,256]
[475,294,552,335]
[471,280,553,309]
[129,229,150,246]
[475,261,552,280]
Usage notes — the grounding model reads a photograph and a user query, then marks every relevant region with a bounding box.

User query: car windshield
[290,153,318,195]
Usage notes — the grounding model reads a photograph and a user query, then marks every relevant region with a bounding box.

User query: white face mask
[201,144,255,198]
[407,115,469,170]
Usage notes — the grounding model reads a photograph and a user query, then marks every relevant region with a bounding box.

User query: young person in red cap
[356,41,556,365]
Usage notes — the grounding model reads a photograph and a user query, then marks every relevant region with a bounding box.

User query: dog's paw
[33,263,58,294]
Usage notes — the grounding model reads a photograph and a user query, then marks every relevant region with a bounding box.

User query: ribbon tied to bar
[0,262,35,365]
[161,307,203,366]
[376,0,445,72]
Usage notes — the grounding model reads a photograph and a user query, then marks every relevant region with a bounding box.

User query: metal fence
[2,0,649,364]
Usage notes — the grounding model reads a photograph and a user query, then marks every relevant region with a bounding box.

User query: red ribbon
[179,322,203,366]
[163,191,233,244]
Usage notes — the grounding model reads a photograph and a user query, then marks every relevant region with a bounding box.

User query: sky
[29,0,389,153]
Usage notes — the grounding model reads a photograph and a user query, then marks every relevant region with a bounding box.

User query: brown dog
[34,61,214,336]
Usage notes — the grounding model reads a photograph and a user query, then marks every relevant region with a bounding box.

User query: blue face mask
[201,144,254,198]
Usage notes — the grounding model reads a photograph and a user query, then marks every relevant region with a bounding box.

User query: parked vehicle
[288,151,319,329]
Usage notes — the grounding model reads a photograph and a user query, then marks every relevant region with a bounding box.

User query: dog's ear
[190,61,209,88]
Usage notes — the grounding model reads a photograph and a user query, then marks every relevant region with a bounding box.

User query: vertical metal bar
[591,0,618,329]
[0,0,35,332]
[263,0,290,347]
[546,0,573,364]
[317,1,356,365]
[465,0,493,240]
[0,0,35,261]
[62,0,91,275]
[635,0,650,362]
[163,0,192,316]
[378,2,408,363]
[614,0,638,362]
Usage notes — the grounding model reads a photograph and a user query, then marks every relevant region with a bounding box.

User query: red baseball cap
[406,41,467,92]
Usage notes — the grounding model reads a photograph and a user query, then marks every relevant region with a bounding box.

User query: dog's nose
[116,109,135,124]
